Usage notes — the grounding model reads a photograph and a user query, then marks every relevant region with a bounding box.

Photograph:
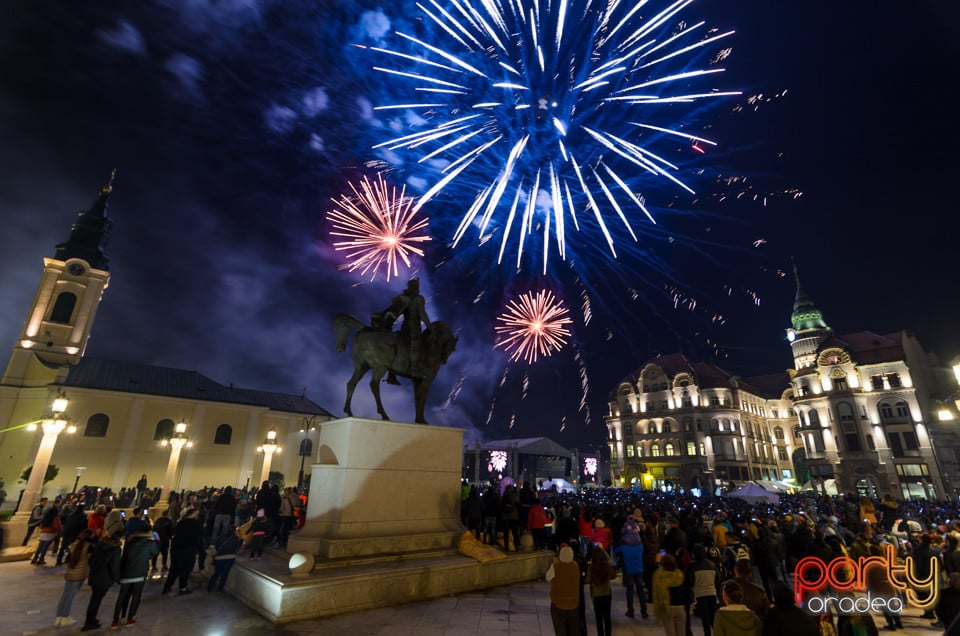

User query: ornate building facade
[0,179,333,521]
[606,269,960,500]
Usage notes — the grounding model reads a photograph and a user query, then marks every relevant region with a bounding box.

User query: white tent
[540,478,576,493]
[726,482,779,505]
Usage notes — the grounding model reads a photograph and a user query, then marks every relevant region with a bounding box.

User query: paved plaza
[0,552,947,635]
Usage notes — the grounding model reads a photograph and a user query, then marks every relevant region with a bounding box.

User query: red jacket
[527,504,547,530]
[591,526,613,549]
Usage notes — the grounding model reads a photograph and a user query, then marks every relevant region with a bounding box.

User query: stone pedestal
[287,417,464,559]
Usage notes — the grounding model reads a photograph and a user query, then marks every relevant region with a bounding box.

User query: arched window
[651,444,661,457]
[49,292,77,324]
[84,413,109,437]
[664,443,675,456]
[731,419,740,433]
[624,424,633,438]
[837,403,855,422]
[808,411,820,428]
[895,401,910,418]
[153,418,174,441]
[719,419,727,432]
[637,444,644,457]
[214,424,232,445]
[879,402,894,420]
[710,418,719,432]
[774,426,784,440]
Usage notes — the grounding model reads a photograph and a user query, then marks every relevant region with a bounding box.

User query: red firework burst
[327,173,431,281]
[495,290,573,363]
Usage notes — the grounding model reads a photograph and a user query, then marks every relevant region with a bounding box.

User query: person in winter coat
[499,484,521,552]
[464,486,483,541]
[546,545,580,636]
[613,529,648,619]
[653,554,687,636]
[151,509,175,574]
[526,498,548,550]
[53,529,94,627]
[248,509,269,559]
[481,485,500,546]
[731,559,769,617]
[82,530,122,632]
[162,507,204,595]
[865,544,903,629]
[31,505,61,565]
[591,519,613,551]
[56,505,89,566]
[762,582,819,636]
[714,581,762,636]
[589,544,616,636]
[112,529,159,628]
[207,525,244,593]
[687,544,721,636]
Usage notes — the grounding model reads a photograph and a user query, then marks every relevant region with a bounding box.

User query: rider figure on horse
[372,278,431,385]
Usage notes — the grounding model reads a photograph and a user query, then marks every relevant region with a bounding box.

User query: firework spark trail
[574,345,591,427]
[443,373,466,409]
[372,0,739,271]
[327,173,431,281]
[494,289,573,363]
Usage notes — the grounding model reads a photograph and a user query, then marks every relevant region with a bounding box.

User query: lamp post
[159,421,192,502]
[257,429,282,486]
[297,416,318,491]
[72,466,87,494]
[15,392,73,517]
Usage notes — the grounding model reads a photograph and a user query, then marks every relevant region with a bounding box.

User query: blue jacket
[614,542,644,575]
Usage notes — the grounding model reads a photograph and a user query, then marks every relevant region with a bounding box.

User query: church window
[84,413,109,437]
[49,292,77,324]
[153,419,174,441]
[214,424,233,445]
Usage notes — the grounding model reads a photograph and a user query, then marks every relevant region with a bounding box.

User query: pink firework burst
[495,290,573,363]
[327,173,431,281]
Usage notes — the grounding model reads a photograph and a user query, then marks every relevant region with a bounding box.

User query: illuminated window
[699,442,706,455]
[665,443,675,456]
[626,445,634,457]
[637,444,644,457]
[651,444,661,457]
[687,441,696,456]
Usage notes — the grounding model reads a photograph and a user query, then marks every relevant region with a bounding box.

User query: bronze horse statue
[334,313,457,424]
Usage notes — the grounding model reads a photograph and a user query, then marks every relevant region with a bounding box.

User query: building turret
[2,173,115,385]
[785,262,831,370]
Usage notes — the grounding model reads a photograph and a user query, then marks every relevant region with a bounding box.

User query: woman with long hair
[54,528,94,627]
[589,543,616,636]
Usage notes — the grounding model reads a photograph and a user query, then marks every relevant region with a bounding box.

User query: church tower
[785,262,831,371]
[1,172,115,386]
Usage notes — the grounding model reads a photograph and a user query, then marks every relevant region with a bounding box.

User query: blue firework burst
[370,0,739,273]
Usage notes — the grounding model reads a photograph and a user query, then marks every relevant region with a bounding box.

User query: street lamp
[72,466,87,494]
[297,416,318,491]
[257,429,282,486]
[159,420,192,504]
[15,391,73,517]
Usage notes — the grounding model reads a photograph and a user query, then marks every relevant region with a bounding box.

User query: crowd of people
[464,481,960,636]
[18,480,305,630]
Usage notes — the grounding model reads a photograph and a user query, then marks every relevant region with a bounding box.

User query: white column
[258,447,277,486]
[161,439,187,497]
[14,420,64,517]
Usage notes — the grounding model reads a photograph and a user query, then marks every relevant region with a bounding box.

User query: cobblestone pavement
[0,555,946,635]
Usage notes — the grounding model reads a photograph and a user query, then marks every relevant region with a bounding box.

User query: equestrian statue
[334,279,457,424]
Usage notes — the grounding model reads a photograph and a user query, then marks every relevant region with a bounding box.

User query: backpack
[621,521,642,546]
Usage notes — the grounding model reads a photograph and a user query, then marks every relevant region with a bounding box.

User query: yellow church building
[0,176,333,539]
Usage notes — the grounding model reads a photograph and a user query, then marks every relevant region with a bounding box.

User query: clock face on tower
[67,262,86,276]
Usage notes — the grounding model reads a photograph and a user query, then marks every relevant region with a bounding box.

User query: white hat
[559,546,574,563]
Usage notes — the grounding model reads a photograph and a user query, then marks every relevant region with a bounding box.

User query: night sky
[1,1,957,453]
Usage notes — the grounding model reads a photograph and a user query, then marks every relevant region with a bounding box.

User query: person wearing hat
[546,545,581,635]
[614,522,648,619]
[591,519,613,551]
[248,509,269,560]
[161,507,204,595]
